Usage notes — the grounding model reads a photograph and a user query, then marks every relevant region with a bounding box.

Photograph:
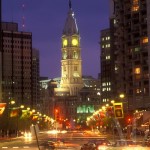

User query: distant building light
[135,67,141,74]
[142,37,148,44]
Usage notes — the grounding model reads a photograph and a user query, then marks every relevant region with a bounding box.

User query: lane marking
[23,146,30,148]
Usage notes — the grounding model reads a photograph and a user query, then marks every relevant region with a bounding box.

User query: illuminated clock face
[63,39,68,46]
[72,39,78,46]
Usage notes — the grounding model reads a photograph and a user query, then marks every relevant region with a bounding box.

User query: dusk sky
[3,0,110,79]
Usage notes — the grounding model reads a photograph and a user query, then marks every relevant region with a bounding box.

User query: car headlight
[24,132,32,138]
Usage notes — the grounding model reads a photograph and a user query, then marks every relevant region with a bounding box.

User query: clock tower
[60,0,83,96]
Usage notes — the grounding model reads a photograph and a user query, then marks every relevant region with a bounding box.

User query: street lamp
[106,104,109,107]
[119,93,125,99]
[10,100,15,105]
[111,100,115,104]
[20,105,24,109]
[27,107,30,111]
[32,109,35,113]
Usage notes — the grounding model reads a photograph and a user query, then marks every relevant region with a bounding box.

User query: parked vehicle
[80,138,112,150]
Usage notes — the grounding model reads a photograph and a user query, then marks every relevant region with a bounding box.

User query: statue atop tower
[69,0,72,9]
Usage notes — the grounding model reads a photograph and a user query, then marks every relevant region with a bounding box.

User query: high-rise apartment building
[0,22,39,108]
[102,0,150,111]
[100,29,114,104]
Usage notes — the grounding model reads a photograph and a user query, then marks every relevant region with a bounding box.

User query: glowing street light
[10,100,15,105]
[32,109,35,113]
[111,100,115,104]
[27,107,30,111]
[106,104,109,107]
[119,94,125,99]
[20,105,24,109]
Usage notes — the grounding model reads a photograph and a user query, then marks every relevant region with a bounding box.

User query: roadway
[0,130,103,149]
[0,130,148,150]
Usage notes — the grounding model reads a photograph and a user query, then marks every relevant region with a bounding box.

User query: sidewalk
[0,136,13,141]
[0,135,20,141]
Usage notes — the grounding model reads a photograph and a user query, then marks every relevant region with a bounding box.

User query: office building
[0,22,39,107]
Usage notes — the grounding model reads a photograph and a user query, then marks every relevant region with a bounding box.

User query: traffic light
[55,109,58,113]
[54,108,59,121]
[128,118,131,123]
[113,103,124,118]
[126,116,132,124]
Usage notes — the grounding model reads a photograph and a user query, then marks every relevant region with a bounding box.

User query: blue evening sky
[3,0,110,78]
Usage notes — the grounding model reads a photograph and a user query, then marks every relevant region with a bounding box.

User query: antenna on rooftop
[21,2,26,31]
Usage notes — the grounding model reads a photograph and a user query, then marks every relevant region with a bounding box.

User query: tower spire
[69,0,72,9]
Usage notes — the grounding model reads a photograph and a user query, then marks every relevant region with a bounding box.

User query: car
[80,138,112,150]
[81,142,95,150]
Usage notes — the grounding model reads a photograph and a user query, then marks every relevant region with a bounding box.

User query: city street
[0,130,149,150]
[0,130,109,149]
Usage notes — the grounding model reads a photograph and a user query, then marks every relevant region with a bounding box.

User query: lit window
[102,88,106,91]
[135,67,140,74]
[106,56,110,60]
[135,47,140,52]
[132,6,139,11]
[102,38,104,41]
[142,37,148,44]
[136,88,141,94]
[132,0,139,12]
[102,82,106,86]
[103,99,106,102]
[102,45,105,48]
[115,66,118,71]
[107,44,110,47]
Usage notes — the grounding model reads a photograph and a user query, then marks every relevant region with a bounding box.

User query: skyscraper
[102,0,150,111]
[0,22,39,108]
